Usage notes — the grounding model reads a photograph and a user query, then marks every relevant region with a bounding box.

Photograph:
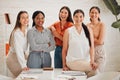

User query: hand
[63,66,70,71]
[50,26,56,31]
[90,61,97,70]
[50,26,58,37]
[93,63,98,70]
[22,67,29,71]
[48,42,51,47]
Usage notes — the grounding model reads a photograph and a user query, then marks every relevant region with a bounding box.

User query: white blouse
[9,28,28,68]
[66,26,90,62]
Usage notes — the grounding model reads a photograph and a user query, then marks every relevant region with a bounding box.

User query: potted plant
[103,0,120,30]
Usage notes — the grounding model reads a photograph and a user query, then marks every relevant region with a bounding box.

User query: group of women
[6,6,106,78]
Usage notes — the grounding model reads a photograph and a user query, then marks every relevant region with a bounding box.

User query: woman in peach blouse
[87,6,106,73]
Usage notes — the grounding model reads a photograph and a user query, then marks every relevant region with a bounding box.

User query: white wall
[0,0,120,75]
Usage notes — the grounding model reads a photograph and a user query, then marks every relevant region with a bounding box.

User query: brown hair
[89,6,101,21]
[59,6,73,23]
[9,11,28,46]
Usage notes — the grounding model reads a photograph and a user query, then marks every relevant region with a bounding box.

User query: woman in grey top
[27,11,55,68]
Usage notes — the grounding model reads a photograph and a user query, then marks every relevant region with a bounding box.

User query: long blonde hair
[9,11,28,46]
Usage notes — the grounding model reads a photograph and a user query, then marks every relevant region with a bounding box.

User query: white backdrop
[0,0,120,75]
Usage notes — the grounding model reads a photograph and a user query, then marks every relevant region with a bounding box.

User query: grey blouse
[27,27,55,52]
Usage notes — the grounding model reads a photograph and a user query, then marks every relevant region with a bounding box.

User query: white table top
[87,71,120,80]
[16,69,87,80]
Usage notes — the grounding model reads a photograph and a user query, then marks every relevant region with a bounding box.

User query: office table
[87,71,120,80]
[16,68,87,80]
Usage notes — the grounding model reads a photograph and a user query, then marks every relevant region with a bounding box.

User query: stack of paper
[57,75,76,80]
[62,71,86,76]
[22,69,43,74]
[20,75,38,80]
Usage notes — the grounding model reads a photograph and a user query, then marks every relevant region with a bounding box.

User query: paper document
[62,71,86,76]
[22,69,43,74]
[20,75,38,80]
[57,75,76,80]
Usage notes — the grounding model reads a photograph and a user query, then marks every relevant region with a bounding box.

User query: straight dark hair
[59,6,73,23]
[73,9,91,46]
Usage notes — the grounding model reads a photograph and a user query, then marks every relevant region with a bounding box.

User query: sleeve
[24,42,29,60]
[13,32,27,68]
[27,29,49,51]
[68,22,73,27]
[45,29,55,52]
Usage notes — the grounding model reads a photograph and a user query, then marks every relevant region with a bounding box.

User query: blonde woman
[6,11,29,77]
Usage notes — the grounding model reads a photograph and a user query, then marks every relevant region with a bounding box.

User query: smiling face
[19,13,29,27]
[34,13,44,27]
[89,8,100,21]
[59,8,69,21]
[73,12,84,24]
